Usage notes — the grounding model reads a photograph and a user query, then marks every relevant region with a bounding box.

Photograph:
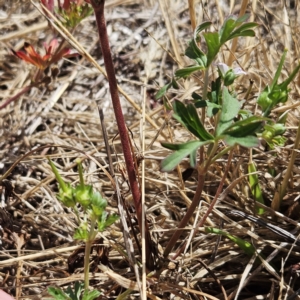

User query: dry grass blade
[98,264,139,291]
[31,0,166,137]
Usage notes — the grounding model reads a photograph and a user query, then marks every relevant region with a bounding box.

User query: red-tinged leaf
[63,0,71,10]
[44,39,58,55]
[12,40,73,70]
[12,49,43,69]
[24,43,39,57]
[41,54,52,62]
[24,43,48,69]
[51,48,71,63]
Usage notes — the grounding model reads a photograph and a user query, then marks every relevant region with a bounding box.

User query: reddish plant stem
[90,0,155,270]
[163,141,219,258]
[197,148,234,228]
[172,148,234,259]
[163,165,207,258]
[0,85,32,110]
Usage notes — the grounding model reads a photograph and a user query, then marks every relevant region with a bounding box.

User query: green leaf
[227,22,258,40]
[205,227,256,256]
[189,147,198,167]
[91,192,107,217]
[233,22,258,32]
[161,140,212,172]
[74,223,89,241]
[103,214,119,229]
[155,82,172,99]
[278,110,289,124]
[184,21,211,67]
[48,159,76,208]
[171,77,179,88]
[203,32,220,67]
[48,159,69,194]
[175,65,205,78]
[219,16,237,44]
[207,103,221,117]
[74,184,93,209]
[223,135,259,147]
[185,43,207,67]
[191,92,202,100]
[228,29,256,40]
[271,49,287,90]
[248,161,265,214]
[236,14,250,23]
[82,289,101,300]
[257,51,300,117]
[278,60,300,90]
[261,123,287,149]
[64,282,84,300]
[207,77,222,105]
[223,115,267,137]
[219,14,257,43]
[98,211,108,231]
[194,100,207,107]
[257,86,271,112]
[216,88,241,136]
[195,21,212,34]
[187,104,207,137]
[172,100,214,141]
[156,78,179,100]
[239,109,253,119]
[194,100,221,117]
[48,287,71,300]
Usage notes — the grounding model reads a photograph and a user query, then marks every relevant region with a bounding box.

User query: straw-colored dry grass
[1,0,300,299]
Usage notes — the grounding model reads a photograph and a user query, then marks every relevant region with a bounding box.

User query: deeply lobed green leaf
[172,100,213,141]
[161,140,213,172]
[216,88,241,136]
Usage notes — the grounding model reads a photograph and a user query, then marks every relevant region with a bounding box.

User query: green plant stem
[48,158,68,193]
[90,0,155,270]
[84,217,96,291]
[201,68,209,123]
[199,68,210,168]
[210,145,233,164]
[202,69,209,101]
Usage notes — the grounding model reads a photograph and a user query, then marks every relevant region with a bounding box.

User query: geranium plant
[48,159,118,299]
[156,14,300,258]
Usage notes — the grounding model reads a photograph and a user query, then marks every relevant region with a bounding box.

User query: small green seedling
[48,282,100,300]
[205,227,256,256]
[48,159,118,299]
